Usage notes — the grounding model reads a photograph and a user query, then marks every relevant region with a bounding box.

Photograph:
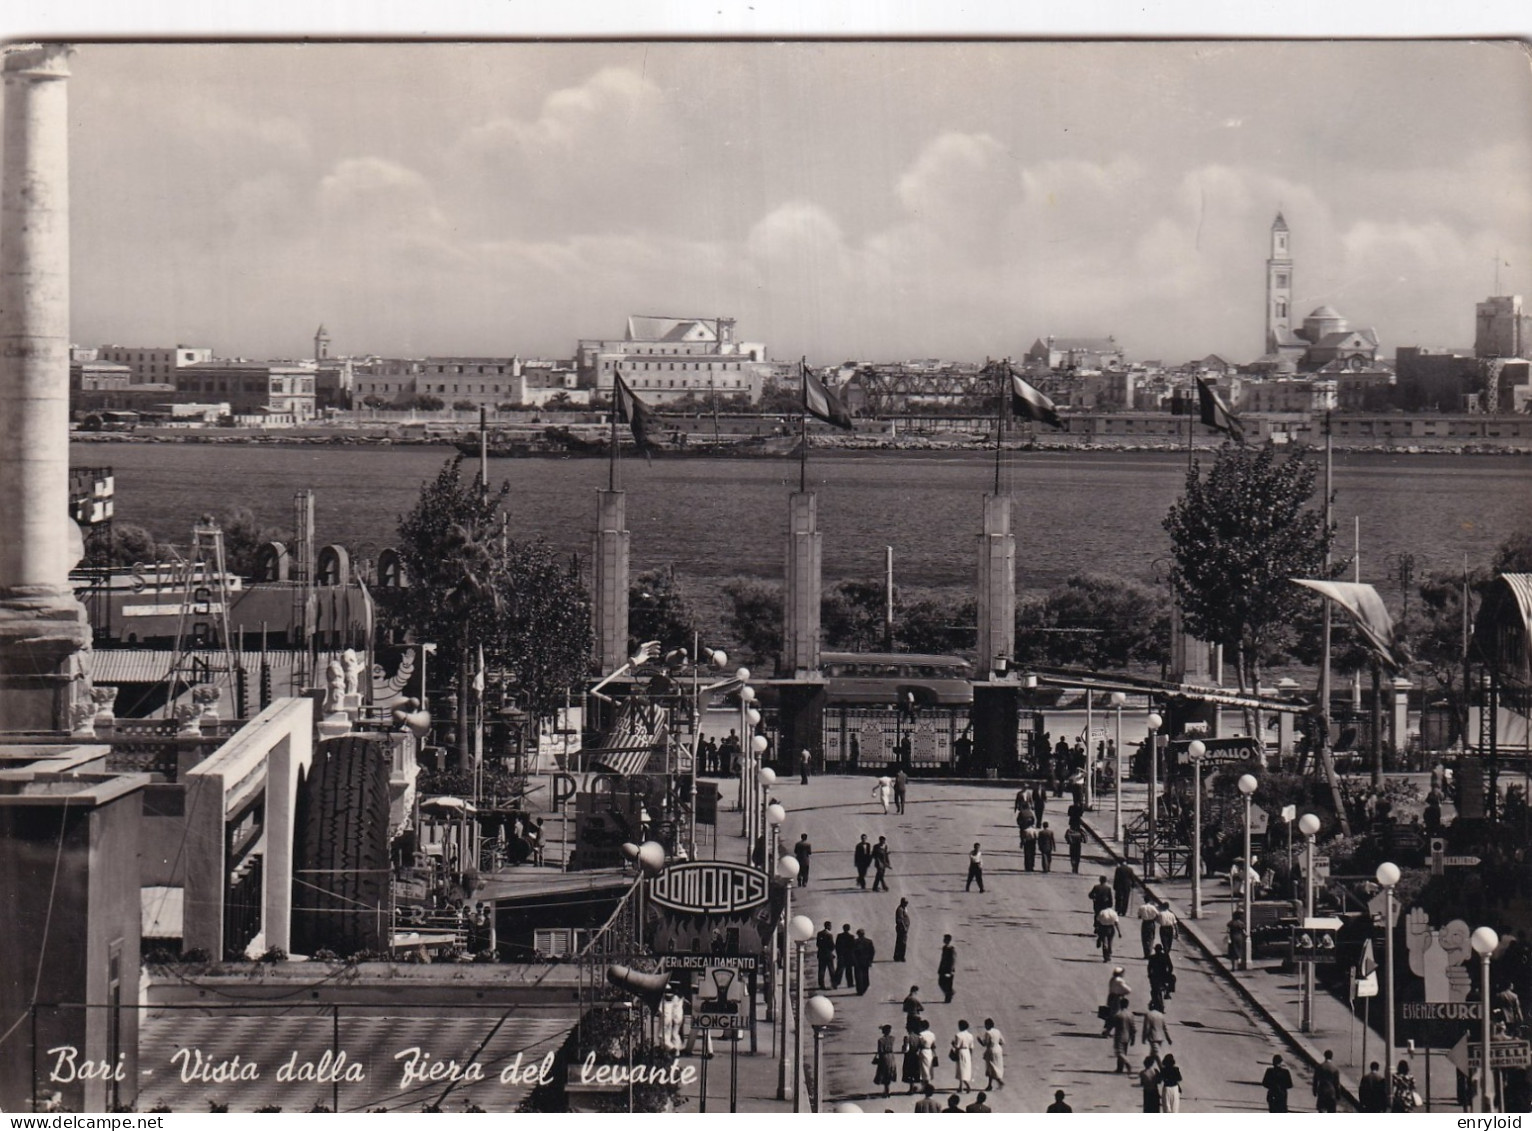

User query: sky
[52,38,1532,366]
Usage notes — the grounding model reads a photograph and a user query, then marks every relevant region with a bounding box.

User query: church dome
[1307,305,1343,320]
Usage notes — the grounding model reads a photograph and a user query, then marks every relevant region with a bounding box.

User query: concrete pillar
[1169,602,1212,684]
[1391,677,1412,757]
[0,44,91,733]
[782,492,822,678]
[975,494,1015,678]
[591,489,629,673]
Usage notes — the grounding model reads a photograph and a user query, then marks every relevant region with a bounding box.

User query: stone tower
[1265,212,1293,355]
[314,323,330,361]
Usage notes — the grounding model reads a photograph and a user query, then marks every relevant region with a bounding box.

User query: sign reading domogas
[648,861,769,915]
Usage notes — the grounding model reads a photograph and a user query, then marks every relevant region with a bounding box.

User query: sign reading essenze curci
[648,862,769,915]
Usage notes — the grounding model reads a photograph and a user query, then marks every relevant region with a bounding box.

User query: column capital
[3,43,73,81]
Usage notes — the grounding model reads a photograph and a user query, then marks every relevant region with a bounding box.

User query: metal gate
[822,707,965,772]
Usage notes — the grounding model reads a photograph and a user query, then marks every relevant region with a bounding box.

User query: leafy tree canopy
[628,566,698,655]
[1014,573,1171,671]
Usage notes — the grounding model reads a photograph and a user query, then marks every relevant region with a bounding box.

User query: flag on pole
[1359,937,1377,978]
[802,364,854,430]
[473,642,486,695]
[613,366,655,459]
[1196,376,1245,442]
[1292,579,1406,671]
[1009,370,1063,429]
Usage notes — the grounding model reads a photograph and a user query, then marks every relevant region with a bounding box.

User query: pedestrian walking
[1015,802,1036,849]
[793,833,812,886]
[834,923,856,989]
[1137,899,1159,959]
[1108,1004,1138,1074]
[1142,1005,1172,1060]
[965,844,985,893]
[965,1092,992,1113]
[1113,861,1136,916]
[894,769,908,814]
[1089,875,1114,915]
[1103,967,1132,1030]
[950,1020,977,1092]
[1389,1059,1419,1113]
[938,935,957,1002]
[1357,1061,1388,1113]
[914,1083,941,1113]
[816,921,836,989]
[1045,1090,1072,1113]
[1095,906,1120,962]
[902,1028,924,1092]
[1160,1053,1183,1112]
[875,1025,899,1097]
[854,834,873,889]
[1156,900,1180,953]
[1227,909,1248,970]
[873,776,893,814]
[1065,825,1086,873]
[980,1019,1005,1090]
[798,747,812,785]
[1022,824,1039,872]
[1147,944,1175,1005]
[1312,1049,1340,1113]
[894,898,911,961]
[918,1024,938,1086]
[872,836,892,891]
[853,928,876,995]
[1033,784,1047,819]
[894,980,919,1023]
[1139,1055,1163,1113]
[1262,1055,1294,1113]
[1038,822,1056,872]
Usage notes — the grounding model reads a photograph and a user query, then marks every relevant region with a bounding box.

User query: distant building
[70,358,133,391]
[174,361,316,423]
[1258,214,1379,371]
[1394,346,1480,412]
[97,344,214,385]
[1240,376,1337,414]
[1475,295,1532,359]
[1024,335,1126,371]
[576,316,773,405]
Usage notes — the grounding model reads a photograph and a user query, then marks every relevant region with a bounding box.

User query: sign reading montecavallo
[647,862,768,915]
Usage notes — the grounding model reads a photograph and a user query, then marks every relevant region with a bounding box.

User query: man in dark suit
[815,921,836,989]
[853,834,874,889]
[834,923,857,989]
[852,929,876,995]
[1358,1061,1389,1113]
[938,934,957,1002]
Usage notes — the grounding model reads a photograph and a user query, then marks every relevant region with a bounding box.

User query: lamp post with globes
[1298,812,1322,1031]
[1111,691,1127,840]
[1375,861,1400,1075]
[1145,711,1163,877]
[1238,773,1259,969]
[772,855,800,1036]
[759,767,778,870]
[766,802,786,878]
[771,855,799,1099]
[806,994,835,1112]
[1472,926,1499,1112]
[735,668,752,825]
[1188,739,1206,918]
[786,913,816,1109]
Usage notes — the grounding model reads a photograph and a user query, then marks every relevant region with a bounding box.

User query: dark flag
[612,367,654,459]
[803,364,854,430]
[1009,370,1063,429]
[1196,376,1244,443]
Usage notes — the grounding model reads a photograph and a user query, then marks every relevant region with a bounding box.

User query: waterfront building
[1475,294,1532,359]
[97,343,213,385]
[173,360,316,424]
[576,315,773,405]
[69,357,131,391]
[1394,345,1481,411]
[1239,376,1338,414]
[1258,213,1380,372]
[1024,334,1126,372]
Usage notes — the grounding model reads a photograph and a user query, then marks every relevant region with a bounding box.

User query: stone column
[1391,676,1412,757]
[0,44,91,733]
[782,492,821,678]
[1169,602,1212,684]
[975,494,1015,678]
[591,489,629,673]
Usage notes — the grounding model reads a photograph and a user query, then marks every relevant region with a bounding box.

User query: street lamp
[806,994,835,1112]
[1298,812,1321,1032]
[1188,739,1206,918]
[634,840,666,948]
[758,763,776,869]
[786,913,815,1109]
[735,668,751,823]
[766,801,786,877]
[1238,773,1258,969]
[1473,926,1499,1113]
[1145,712,1163,878]
[1376,860,1400,1075]
[1110,692,1127,840]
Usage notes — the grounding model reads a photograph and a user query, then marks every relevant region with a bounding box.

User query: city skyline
[64,40,1532,366]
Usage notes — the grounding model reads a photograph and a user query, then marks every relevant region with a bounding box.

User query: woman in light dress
[980,1017,1005,1089]
[917,1023,937,1085]
[872,776,893,814]
[950,1019,977,1092]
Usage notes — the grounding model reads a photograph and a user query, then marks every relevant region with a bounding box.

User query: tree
[1164,443,1334,728]
[720,578,783,668]
[219,506,293,578]
[896,593,976,656]
[1010,575,1170,671]
[376,457,592,754]
[629,567,698,654]
[821,579,889,651]
[101,523,173,567]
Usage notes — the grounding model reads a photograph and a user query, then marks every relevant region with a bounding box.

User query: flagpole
[993,360,1003,495]
[610,367,620,492]
[799,357,808,494]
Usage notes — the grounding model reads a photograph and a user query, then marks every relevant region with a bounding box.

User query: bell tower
[1265,213,1293,354]
[314,323,330,361]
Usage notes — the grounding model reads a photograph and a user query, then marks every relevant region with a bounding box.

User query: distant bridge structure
[847,361,1005,416]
